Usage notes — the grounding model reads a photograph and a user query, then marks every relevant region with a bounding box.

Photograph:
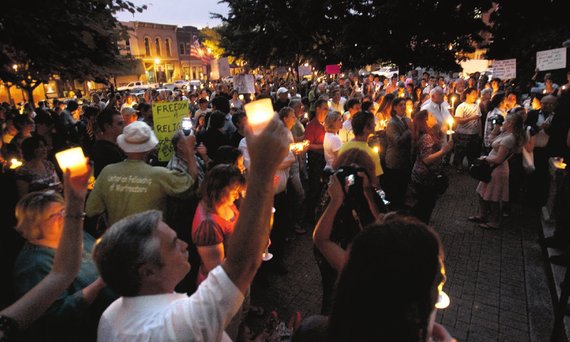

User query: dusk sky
[115,0,229,28]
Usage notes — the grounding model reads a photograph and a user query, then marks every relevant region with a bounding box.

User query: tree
[485,0,570,84]
[214,0,489,73]
[0,0,146,103]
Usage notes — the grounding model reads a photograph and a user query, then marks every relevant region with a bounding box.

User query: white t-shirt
[454,102,481,135]
[323,132,342,170]
[338,120,354,144]
[97,265,243,342]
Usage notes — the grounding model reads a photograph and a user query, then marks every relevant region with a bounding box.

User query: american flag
[190,35,213,65]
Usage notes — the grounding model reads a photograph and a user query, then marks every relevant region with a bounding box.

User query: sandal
[479,223,500,230]
[467,216,486,223]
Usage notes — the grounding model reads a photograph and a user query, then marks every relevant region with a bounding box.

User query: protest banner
[218,58,231,79]
[492,59,517,80]
[234,74,255,94]
[152,100,189,162]
[536,47,567,71]
[325,64,341,74]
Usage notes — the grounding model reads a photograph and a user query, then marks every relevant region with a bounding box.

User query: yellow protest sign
[152,101,189,161]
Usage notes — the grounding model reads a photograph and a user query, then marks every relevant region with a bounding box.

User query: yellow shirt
[338,140,383,176]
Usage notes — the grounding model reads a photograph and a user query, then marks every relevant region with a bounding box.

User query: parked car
[117,81,157,92]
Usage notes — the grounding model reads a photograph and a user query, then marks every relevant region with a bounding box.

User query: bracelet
[65,212,87,220]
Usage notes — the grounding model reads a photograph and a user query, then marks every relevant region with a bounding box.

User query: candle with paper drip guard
[262,207,276,261]
[55,147,89,177]
[289,140,310,154]
[446,117,455,141]
[244,98,275,135]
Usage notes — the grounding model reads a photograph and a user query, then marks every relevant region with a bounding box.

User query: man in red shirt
[305,99,328,223]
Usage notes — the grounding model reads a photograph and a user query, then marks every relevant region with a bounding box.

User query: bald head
[541,95,557,113]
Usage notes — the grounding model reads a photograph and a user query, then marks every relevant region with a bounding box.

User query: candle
[262,207,276,261]
[304,112,309,120]
[373,146,380,154]
[238,94,244,101]
[244,98,275,135]
[476,98,481,105]
[9,158,22,169]
[55,147,88,177]
[435,290,450,309]
[450,96,456,109]
[446,117,455,139]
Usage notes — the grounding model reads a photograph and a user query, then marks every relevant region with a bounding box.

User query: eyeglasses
[46,209,65,221]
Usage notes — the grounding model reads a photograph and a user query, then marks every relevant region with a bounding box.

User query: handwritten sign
[536,48,567,71]
[326,64,341,74]
[218,58,231,79]
[492,59,516,80]
[298,65,312,77]
[152,101,189,162]
[234,74,255,94]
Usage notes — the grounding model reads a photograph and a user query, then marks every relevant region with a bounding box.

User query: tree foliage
[0,0,146,100]
[214,0,489,71]
[485,0,570,82]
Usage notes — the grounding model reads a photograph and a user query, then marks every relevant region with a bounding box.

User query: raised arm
[222,118,289,294]
[313,176,346,272]
[0,162,90,331]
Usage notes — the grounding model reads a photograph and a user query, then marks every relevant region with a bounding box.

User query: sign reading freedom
[152,101,189,162]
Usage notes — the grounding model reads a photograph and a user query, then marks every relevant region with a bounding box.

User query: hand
[442,140,454,153]
[478,155,487,161]
[245,117,289,176]
[430,323,456,342]
[178,134,196,156]
[327,175,345,205]
[63,160,91,200]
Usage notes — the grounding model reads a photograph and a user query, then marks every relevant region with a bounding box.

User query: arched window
[155,38,161,56]
[144,37,151,56]
[179,43,185,55]
[165,38,172,57]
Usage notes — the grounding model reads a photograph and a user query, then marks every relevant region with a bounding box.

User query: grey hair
[93,210,163,297]
[289,99,303,109]
[430,87,444,96]
[325,111,342,130]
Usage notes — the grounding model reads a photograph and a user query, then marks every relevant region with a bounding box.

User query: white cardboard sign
[536,48,566,71]
[492,59,517,80]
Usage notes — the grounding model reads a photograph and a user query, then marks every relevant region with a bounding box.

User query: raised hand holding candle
[9,158,22,169]
[55,147,89,177]
[244,98,275,135]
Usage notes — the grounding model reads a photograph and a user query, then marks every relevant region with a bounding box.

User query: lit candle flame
[447,117,454,130]
[55,147,88,177]
[238,94,244,101]
[244,98,275,135]
[373,146,380,154]
[9,158,22,169]
[435,261,450,309]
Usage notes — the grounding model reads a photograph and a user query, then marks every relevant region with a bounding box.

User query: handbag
[468,160,493,183]
[419,159,449,195]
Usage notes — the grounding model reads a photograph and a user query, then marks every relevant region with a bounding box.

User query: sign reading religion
[536,47,567,71]
[492,59,517,80]
[152,101,189,162]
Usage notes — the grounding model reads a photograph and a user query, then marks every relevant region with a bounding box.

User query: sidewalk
[250,171,555,341]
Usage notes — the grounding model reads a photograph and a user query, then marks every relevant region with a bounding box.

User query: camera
[490,114,504,126]
[335,165,365,190]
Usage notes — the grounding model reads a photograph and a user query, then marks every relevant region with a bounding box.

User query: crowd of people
[0,67,569,341]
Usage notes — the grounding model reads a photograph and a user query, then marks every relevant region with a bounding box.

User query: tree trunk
[22,84,38,107]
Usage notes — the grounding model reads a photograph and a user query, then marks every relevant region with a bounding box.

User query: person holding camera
[296,206,454,342]
[470,110,526,230]
[313,148,382,314]
[410,110,454,224]
[483,92,507,153]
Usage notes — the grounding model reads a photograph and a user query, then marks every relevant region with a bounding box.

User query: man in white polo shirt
[94,118,289,341]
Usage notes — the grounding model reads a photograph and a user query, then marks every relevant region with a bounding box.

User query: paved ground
[248,170,556,341]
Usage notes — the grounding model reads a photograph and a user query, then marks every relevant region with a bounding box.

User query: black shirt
[90,140,126,177]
